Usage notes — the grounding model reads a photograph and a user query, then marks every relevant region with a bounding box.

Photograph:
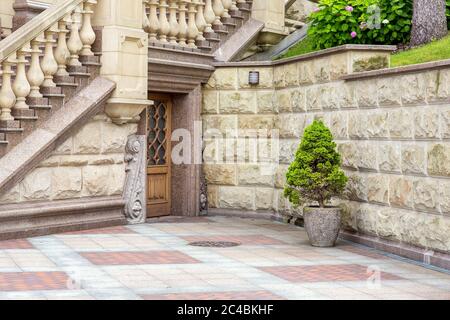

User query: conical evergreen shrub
[284,120,348,208]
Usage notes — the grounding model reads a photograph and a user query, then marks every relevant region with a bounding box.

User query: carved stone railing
[143,0,250,50]
[0,0,97,124]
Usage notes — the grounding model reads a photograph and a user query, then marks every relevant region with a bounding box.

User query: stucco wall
[202,50,450,253]
[0,114,137,204]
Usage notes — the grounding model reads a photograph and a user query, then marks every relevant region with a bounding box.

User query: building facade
[0,0,449,269]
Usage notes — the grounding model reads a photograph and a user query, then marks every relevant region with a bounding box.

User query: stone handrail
[0,0,98,123]
[144,0,249,49]
[0,0,84,61]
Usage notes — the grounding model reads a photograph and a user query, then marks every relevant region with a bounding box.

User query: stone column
[251,0,288,48]
[92,0,151,124]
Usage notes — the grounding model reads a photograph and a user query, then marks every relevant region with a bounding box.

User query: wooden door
[147,95,172,218]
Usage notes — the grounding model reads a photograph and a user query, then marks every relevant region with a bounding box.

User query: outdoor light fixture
[248,71,260,85]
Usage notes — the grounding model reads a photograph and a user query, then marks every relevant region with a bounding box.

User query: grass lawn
[275,36,317,60]
[391,34,450,67]
[277,34,450,68]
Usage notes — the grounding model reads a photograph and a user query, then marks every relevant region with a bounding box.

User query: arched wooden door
[147,95,172,218]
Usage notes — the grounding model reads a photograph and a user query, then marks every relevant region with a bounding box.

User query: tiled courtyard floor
[0,216,449,300]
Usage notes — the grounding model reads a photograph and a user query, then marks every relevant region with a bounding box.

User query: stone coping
[149,58,215,71]
[13,0,52,11]
[342,58,450,81]
[148,45,215,59]
[0,196,125,220]
[212,44,397,68]
[340,230,450,271]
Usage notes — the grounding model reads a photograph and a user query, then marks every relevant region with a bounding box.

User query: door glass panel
[147,100,169,166]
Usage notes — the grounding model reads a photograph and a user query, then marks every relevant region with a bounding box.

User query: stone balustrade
[0,0,97,125]
[144,0,249,49]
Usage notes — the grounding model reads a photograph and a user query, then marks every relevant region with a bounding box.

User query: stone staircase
[146,0,253,54]
[0,0,117,194]
[0,1,104,157]
[0,55,102,157]
[146,0,255,93]
[0,0,128,239]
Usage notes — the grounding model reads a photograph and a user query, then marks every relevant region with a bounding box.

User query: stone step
[11,108,35,119]
[0,133,7,145]
[0,120,21,132]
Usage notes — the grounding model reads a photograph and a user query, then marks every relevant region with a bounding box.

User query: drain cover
[189,241,241,248]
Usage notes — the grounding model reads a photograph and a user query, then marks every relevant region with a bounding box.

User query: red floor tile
[81,251,200,265]
[0,239,34,249]
[183,235,286,245]
[0,272,69,291]
[142,290,283,300]
[259,264,403,283]
[62,226,136,235]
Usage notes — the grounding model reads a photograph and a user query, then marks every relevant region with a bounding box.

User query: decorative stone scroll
[123,134,146,224]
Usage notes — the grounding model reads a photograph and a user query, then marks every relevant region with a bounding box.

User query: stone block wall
[202,48,450,253]
[0,114,137,204]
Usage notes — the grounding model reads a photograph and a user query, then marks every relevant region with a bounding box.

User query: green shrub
[307,0,369,49]
[362,0,413,45]
[308,0,413,49]
[284,120,348,208]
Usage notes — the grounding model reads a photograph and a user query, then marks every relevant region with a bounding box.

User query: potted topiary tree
[284,120,348,247]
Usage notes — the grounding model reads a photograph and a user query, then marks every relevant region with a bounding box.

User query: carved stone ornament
[200,171,208,215]
[123,134,146,224]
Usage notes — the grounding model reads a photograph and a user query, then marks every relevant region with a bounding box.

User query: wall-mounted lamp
[248,71,260,85]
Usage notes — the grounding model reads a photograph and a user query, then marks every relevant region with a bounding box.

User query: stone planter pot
[304,207,341,247]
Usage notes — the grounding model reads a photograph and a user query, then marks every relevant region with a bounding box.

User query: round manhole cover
[188,241,241,248]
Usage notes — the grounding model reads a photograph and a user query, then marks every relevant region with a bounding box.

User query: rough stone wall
[202,52,450,253]
[0,114,137,204]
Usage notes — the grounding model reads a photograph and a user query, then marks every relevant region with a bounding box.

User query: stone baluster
[12,47,31,111]
[54,16,71,77]
[158,0,170,42]
[67,5,83,66]
[148,0,160,42]
[195,0,207,41]
[168,0,179,44]
[0,59,16,121]
[186,0,199,48]
[40,28,58,87]
[212,0,224,26]
[143,0,151,33]
[222,0,232,18]
[178,0,188,46]
[79,0,97,56]
[203,0,215,33]
[230,0,238,11]
[27,38,45,98]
